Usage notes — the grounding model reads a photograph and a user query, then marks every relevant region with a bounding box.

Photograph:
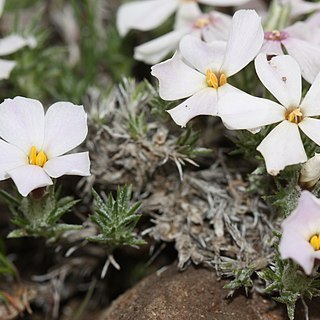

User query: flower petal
[0,139,27,180]
[0,96,45,153]
[257,121,307,175]
[221,10,264,76]
[299,118,320,146]
[260,40,284,55]
[42,102,88,158]
[44,152,90,178]
[200,0,251,5]
[201,12,232,42]
[167,87,218,127]
[179,35,227,73]
[8,165,52,197]
[0,34,36,56]
[174,1,201,29]
[290,0,320,18]
[279,228,315,275]
[151,53,206,100]
[134,29,189,65]
[218,91,285,129]
[283,37,320,84]
[254,54,301,108]
[300,72,320,116]
[116,0,178,36]
[0,59,16,80]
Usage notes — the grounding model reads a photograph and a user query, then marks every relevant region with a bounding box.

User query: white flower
[262,22,320,83]
[151,10,263,127]
[279,191,320,275]
[0,34,36,80]
[116,0,250,37]
[0,1,36,80]
[134,9,232,64]
[219,53,320,175]
[299,153,320,189]
[0,97,90,196]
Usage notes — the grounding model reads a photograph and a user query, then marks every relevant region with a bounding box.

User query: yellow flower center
[29,146,47,167]
[310,234,320,251]
[285,107,304,124]
[206,70,227,89]
[194,17,210,28]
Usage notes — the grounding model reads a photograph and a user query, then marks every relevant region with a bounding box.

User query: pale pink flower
[134,9,232,64]
[116,0,250,37]
[219,54,320,175]
[151,10,263,127]
[0,97,90,196]
[279,191,320,275]
[262,22,320,83]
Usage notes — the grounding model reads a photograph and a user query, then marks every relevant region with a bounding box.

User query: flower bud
[299,153,320,189]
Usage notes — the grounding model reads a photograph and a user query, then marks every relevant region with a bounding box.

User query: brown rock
[99,265,284,320]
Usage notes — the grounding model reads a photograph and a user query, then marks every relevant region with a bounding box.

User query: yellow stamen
[36,151,47,167]
[195,18,210,28]
[206,70,227,89]
[220,73,227,86]
[29,146,37,165]
[285,108,303,124]
[310,234,320,251]
[28,146,47,167]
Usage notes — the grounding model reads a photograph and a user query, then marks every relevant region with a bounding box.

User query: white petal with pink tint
[42,102,87,158]
[0,97,45,153]
[254,54,301,108]
[116,0,178,36]
[299,118,320,146]
[260,40,283,55]
[179,35,226,73]
[44,152,90,178]
[283,37,320,84]
[280,191,320,274]
[257,121,307,175]
[0,34,36,56]
[219,91,285,129]
[167,88,218,127]
[221,10,263,76]
[0,59,16,80]
[300,72,320,117]
[134,29,189,64]
[151,53,206,100]
[8,165,53,197]
[0,140,27,180]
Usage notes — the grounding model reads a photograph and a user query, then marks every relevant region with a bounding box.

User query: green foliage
[224,267,254,294]
[0,186,81,240]
[175,127,212,158]
[0,249,17,280]
[128,112,147,140]
[88,187,146,247]
[258,249,320,320]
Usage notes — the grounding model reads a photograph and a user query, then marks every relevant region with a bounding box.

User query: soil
[99,264,285,320]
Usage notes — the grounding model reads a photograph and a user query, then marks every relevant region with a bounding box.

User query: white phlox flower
[116,0,251,37]
[151,10,264,127]
[279,191,320,275]
[0,1,36,80]
[262,22,320,83]
[0,34,36,80]
[134,8,232,64]
[0,97,90,196]
[219,53,320,176]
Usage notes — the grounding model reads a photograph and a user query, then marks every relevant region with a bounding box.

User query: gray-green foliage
[88,186,145,247]
[0,187,81,240]
[258,248,320,320]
